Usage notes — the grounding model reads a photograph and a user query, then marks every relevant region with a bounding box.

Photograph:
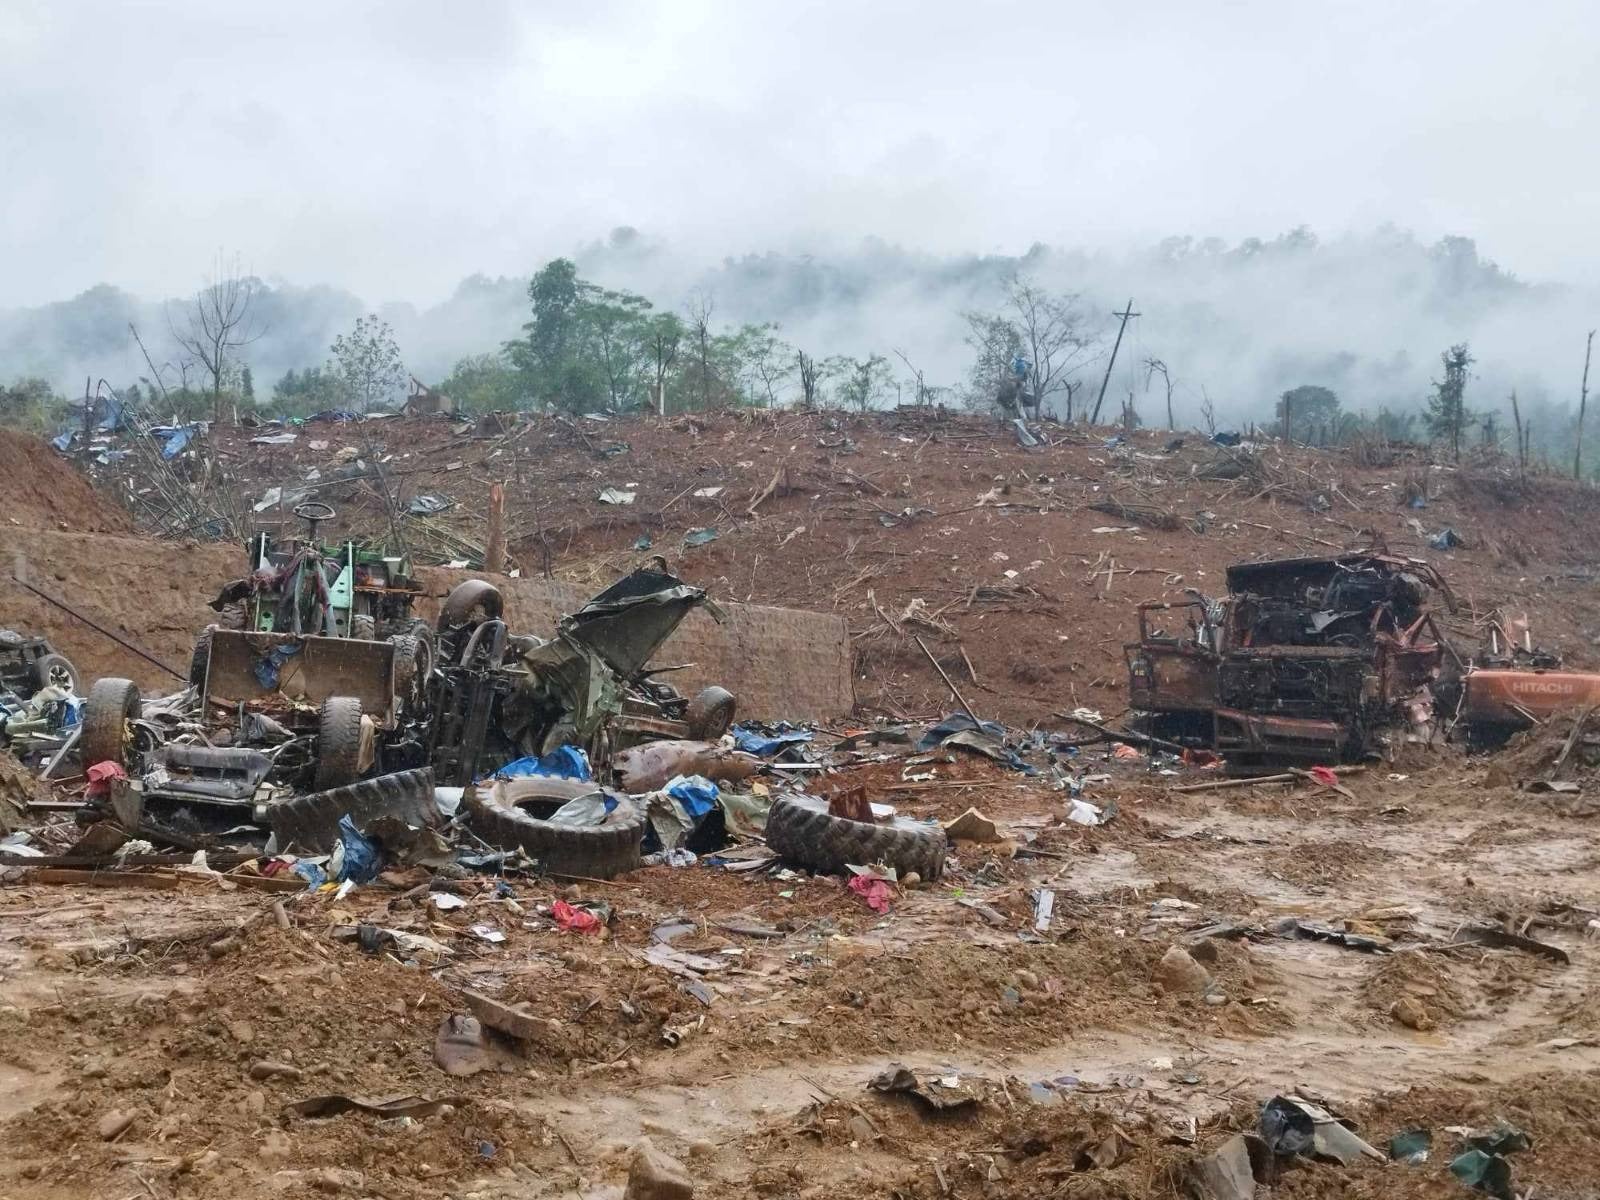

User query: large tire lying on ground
[765,792,948,881]
[465,777,644,880]
[685,685,737,740]
[314,696,365,791]
[79,677,141,769]
[269,766,437,854]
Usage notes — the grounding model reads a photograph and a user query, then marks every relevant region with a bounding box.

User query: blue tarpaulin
[50,430,74,452]
[252,642,302,689]
[160,424,203,459]
[732,723,812,756]
[332,815,380,883]
[492,745,592,782]
[664,774,719,819]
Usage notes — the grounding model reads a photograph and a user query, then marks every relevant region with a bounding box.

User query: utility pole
[1575,330,1595,480]
[1090,299,1139,425]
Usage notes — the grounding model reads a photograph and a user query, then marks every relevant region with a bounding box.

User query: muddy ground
[4,416,1600,1197]
[2,745,1598,1199]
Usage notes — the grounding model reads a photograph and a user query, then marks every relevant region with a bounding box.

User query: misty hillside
[2,227,1592,433]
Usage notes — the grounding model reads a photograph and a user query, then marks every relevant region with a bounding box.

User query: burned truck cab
[1126,553,1457,762]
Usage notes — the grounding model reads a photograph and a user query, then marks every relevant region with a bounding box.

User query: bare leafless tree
[167,253,263,423]
[965,274,1097,418]
[1143,357,1175,429]
[684,290,715,410]
[1199,385,1217,435]
[892,348,933,406]
[797,351,819,407]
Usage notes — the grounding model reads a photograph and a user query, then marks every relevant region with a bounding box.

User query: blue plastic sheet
[664,774,718,818]
[50,430,75,452]
[292,860,328,889]
[915,712,1010,752]
[732,723,812,756]
[1429,527,1462,549]
[492,745,592,782]
[252,642,302,688]
[161,426,197,459]
[333,815,380,883]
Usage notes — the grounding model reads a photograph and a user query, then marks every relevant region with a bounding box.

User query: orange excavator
[1457,613,1600,740]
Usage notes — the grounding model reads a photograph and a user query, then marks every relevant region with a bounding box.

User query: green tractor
[193,502,434,713]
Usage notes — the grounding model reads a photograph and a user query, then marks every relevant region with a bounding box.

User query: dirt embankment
[0,429,133,534]
[25,412,1600,718]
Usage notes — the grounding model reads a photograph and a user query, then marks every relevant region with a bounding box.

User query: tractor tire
[437,579,503,633]
[314,696,365,791]
[764,792,947,881]
[465,778,643,880]
[389,633,432,716]
[30,652,79,695]
[685,686,737,740]
[188,626,217,690]
[350,614,377,641]
[80,677,141,770]
[269,766,437,854]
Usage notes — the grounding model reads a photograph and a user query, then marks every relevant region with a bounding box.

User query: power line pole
[1575,329,1595,480]
[1090,299,1139,425]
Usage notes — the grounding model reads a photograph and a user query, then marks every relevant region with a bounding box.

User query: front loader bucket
[201,630,396,720]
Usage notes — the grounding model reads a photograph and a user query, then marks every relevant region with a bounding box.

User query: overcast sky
[3,0,1594,308]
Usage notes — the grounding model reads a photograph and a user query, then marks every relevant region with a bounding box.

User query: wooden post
[1089,300,1138,425]
[1510,390,1525,480]
[485,482,506,574]
[1576,330,1595,480]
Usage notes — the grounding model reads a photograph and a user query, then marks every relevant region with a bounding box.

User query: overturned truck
[1125,553,1459,761]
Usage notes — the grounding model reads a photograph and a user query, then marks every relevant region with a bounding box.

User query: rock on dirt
[96,1109,134,1141]
[1155,944,1212,994]
[1391,995,1436,1030]
[625,1136,695,1200]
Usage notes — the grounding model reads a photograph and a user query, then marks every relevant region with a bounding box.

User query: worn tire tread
[269,766,437,853]
[79,677,140,769]
[315,696,364,791]
[464,781,643,880]
[765,792,947,880]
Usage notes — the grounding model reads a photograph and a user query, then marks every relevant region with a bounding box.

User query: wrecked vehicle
[1458,612,1600,743]
[427,567,739,785]
[0,630,79,700]
[198,501,432,694]
[80,630,414,834]
[0,630,82,761]
[1125,553,1459,760]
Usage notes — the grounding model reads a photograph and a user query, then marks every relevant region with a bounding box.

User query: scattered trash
[1389,1127,1432,1164]
[284,1094,463,1120]
[682,527,718,547]
[1258,1095,1384,1165]
[407,494,454,515]
[599,487,637,505]
[552,899,608,934]
[868,1064,982,1111]
[1033,887,1055,933]
[1451,923,1570,964]
[848,873,895,913]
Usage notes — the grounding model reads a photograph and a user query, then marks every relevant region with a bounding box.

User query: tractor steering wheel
[292,501,336,538]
